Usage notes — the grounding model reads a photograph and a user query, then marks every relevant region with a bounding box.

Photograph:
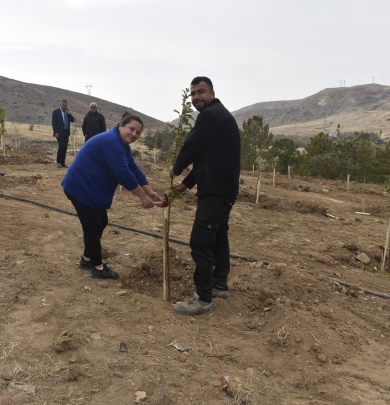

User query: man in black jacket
[82,103,106,142]
[169,76,241,316]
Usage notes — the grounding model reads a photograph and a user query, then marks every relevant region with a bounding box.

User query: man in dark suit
[52,100,75,168]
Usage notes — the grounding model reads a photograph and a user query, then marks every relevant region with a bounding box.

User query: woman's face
[119,120,143,145]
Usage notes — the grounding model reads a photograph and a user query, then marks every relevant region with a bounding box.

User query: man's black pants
[56,129,70,165]
[190,195,235,303]
[65,192,108,266]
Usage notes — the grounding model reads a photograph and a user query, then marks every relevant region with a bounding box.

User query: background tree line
[240,115,389,185]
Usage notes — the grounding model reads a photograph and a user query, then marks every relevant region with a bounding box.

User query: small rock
[312,343,321,352]
[115,290,128,296]
[1,368,14,380]
[66,365,83,381]
[69,355,78,364]
[44,213,50,218]
[317,354,327,363]
[53,336,74,352]
[113,371,124,378]
[135,391,147,403]
[356,252,370,264]
[119,342,128,352]
[148,325,155,332]
[226,381,239,398]
[246,256,257,263]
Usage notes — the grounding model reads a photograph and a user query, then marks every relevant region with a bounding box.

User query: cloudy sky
[2,0,389,122]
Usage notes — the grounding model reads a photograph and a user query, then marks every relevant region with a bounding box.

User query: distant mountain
[0,76,167,130]
[231,84,390,138]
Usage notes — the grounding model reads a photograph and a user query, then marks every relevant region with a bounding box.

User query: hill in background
[0,76,167,131]
[1,76,390,140]
[231,83,390,139]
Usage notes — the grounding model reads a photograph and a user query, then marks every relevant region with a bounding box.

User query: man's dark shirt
[173,98,240,197]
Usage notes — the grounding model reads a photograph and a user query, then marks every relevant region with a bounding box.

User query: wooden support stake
[162,206,170,301]
[347,174,350,193]
[273,168,276,187]
[288,165,291,179]
[382,218,390,271]
[256,174,261,204]
[362,198,365,213]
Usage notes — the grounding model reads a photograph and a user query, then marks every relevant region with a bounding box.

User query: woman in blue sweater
[62,114,162,280]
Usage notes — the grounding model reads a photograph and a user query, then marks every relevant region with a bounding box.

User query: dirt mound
[0,146,53,165]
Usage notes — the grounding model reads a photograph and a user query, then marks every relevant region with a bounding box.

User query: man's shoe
[212,288,231,301]
[174,298,212,316]
[62,164,69,168]
[90,264,120,280]
[57,163,62,168]
[78,256,92,270]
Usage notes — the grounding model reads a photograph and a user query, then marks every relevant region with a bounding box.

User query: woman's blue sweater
[62,127,148,209]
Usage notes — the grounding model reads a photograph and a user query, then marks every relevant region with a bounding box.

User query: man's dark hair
[118,113,144,130]
[191,77,213,91]
[61,99,67,103]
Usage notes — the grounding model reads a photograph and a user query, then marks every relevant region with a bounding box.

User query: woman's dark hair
[117,112,144,130]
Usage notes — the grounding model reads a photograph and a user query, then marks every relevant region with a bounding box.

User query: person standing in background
[82,102,106,142]
[52,100,74,168]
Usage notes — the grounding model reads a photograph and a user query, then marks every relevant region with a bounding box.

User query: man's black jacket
[173,98,240,197]
[82,111,106,140]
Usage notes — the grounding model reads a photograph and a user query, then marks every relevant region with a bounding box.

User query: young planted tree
[255,156,266,203]
[161,89,194,301]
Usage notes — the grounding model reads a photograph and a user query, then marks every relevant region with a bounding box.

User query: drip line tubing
[2,191,389,299]
[0,191,270,264]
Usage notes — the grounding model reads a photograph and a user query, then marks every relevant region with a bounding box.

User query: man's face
[60,101,68,111]
[90,104,97,113]
[190,81,215,111]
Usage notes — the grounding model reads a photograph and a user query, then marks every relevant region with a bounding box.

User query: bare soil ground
[1,147,390,405]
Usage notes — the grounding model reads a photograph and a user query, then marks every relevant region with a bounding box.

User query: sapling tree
[255,156,266,203]
[161,88,194,301]
[166,88,194,200]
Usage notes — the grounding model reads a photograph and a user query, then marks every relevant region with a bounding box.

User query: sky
[2,0,390,123]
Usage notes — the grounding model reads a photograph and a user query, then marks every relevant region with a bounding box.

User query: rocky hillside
[232,84,390,138]
[0,76,167,131]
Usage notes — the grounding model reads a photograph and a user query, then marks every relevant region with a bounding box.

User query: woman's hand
[146,190,163,202]
[141,196,154,209]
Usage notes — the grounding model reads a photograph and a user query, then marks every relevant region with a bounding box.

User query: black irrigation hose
[0,191,271,264]
[328,276,390,300]
[1,191,389,299]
